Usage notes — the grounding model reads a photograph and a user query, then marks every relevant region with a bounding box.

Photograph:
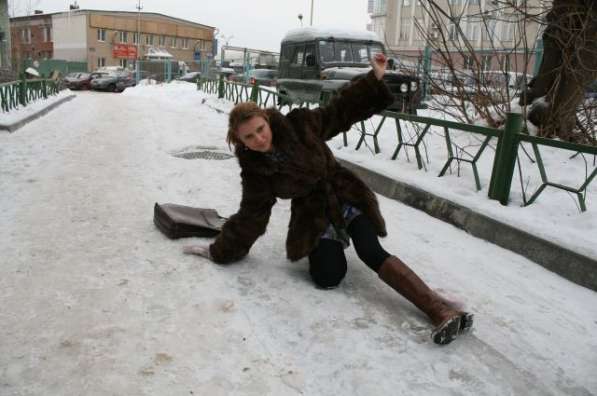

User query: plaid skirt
[320,204,362,249]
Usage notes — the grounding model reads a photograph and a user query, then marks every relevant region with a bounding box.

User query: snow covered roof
[145,47,173,59]
[282,27,382,43]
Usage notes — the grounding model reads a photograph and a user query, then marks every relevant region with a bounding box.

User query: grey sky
[9,0,371,52]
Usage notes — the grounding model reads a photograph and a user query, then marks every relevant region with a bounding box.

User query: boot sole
[431,312,474,346]
[460,313,474,333]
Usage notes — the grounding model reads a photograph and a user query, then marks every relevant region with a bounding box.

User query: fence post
[19,76,27,107]
[218,74,224,99]
[136,60,141,84]
[42,79,47,99]
[421,45,432,102]
[165,60,172,82]
[250,81,259,102]
[488,112,524,205]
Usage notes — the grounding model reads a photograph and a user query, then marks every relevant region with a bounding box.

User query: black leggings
[308,215,391,288]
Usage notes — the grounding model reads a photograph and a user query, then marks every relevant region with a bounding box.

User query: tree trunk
[523,0,597,141]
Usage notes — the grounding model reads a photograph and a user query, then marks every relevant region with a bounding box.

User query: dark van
[277,27,420,113]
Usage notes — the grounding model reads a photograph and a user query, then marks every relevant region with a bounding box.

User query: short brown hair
[227,101,269,147]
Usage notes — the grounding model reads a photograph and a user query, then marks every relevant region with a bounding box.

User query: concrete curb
[338,158,597,292]
[0,94,76,133]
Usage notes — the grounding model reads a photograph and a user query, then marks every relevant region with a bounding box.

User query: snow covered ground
[1,82,596,395]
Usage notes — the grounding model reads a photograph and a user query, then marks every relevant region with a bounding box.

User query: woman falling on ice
[185,53,473,345]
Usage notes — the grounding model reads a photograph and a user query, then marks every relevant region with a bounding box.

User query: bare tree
[412,0,596,143]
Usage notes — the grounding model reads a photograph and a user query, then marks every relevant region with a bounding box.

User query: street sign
[113,44,137,59]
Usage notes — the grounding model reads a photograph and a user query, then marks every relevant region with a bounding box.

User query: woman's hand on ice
[371,53,387,81]
[183,244,212,260]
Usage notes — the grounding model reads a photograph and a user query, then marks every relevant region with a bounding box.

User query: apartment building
[11,9,215,72]
[369,0,544,73]
[0,0,11,70]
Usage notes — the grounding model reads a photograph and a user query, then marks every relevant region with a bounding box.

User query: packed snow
[1,82,596,395]
[282,27,381,43]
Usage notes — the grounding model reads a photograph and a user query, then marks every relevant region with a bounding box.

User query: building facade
[369,0,545,74]
[11,9,215,72]
[10,12,53,70]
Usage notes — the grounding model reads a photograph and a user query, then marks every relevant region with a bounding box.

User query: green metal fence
[197,77,597,211]
[198,76,319,111]
[0,79,61,113]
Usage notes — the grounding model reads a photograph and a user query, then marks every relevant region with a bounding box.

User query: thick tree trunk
[523,0,597,141]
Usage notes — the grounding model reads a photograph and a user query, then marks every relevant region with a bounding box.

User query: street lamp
[310,0,314,26]
[298,14,303,27]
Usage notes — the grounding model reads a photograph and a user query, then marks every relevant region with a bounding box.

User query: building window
[133,32,139,44]
[159,35,166,46]
[97,57,106,68]
[500,55,511,71]
[182,38,189,49]
[119,31,128,43]
[43,26,52,42]
[463,55,475,70]
[171,37,178,48]
[482,16,497,41]
[399,20,411,41]
[448,23,456,41]
[480,55,492,71]
[372,0,387,14]
[97,28,106,42]
[119,59,127,68]
[501,20,515,41]
[467,22,480,41]
[145,34,154,45]
[21,28,32,43]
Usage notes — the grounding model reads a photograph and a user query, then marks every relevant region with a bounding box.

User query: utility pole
[310,0,314,26]
[135,0,142,82]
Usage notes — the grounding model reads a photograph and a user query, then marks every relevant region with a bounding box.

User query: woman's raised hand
[183,244,212,260]
[371,53,387,81]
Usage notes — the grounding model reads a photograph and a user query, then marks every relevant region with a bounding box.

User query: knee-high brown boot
[378,256,473,345]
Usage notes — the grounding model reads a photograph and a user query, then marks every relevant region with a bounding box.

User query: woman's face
[236,116,273,152]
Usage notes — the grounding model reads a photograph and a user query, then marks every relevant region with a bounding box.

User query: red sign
[112,44,137,59]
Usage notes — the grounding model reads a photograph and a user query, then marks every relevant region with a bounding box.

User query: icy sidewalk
[0,84,596,395]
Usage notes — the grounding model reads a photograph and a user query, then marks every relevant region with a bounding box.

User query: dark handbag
[154,203,227,239]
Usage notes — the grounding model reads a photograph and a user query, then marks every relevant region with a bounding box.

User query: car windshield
[319,40,384,65]
[66,73,80,78]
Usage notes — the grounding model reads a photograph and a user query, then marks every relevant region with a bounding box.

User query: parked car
[64,72,93,90]
[178,71,201,82]
[214,67,236,81]
[276,27,421,112]
[247,69,278,86]
[90,71,136,92]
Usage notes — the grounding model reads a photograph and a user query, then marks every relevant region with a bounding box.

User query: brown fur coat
[209,71,395,263]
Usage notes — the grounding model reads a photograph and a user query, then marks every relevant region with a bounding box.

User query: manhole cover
[173,150,234,161]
